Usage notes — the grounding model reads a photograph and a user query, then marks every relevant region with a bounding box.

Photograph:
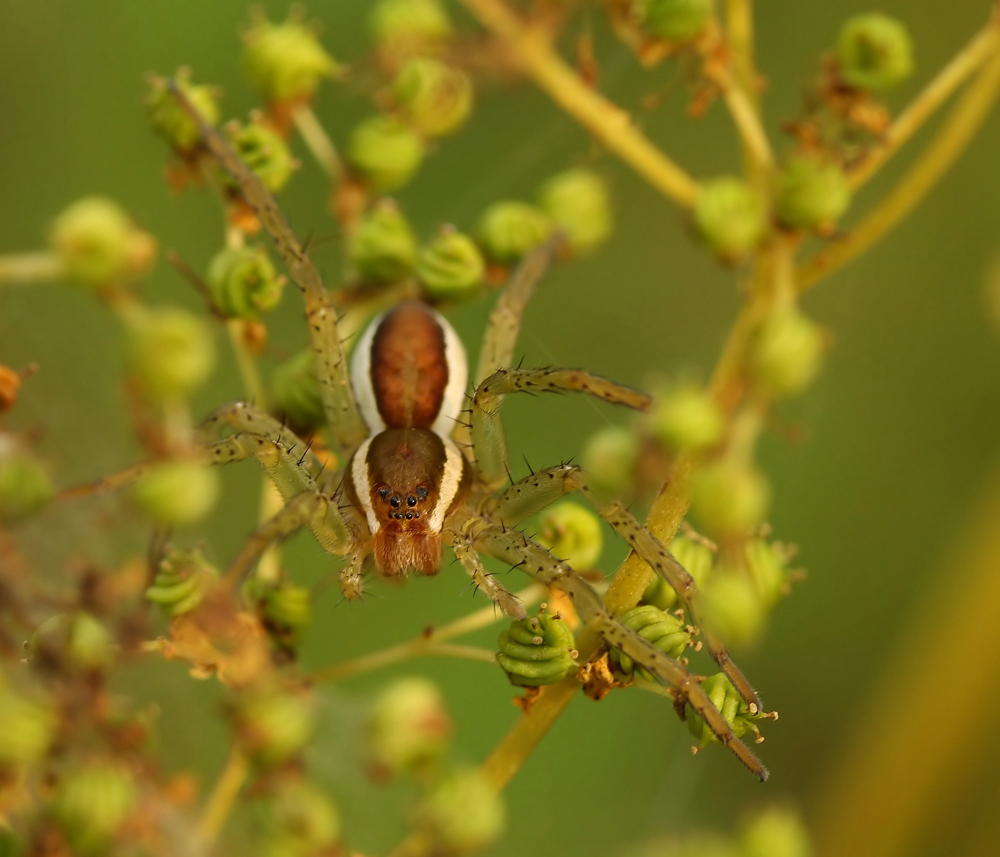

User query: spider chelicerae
[115,82,768,780]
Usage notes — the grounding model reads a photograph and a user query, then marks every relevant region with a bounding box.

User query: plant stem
[197,743,249,847]
[718,71,774,174]
[291,103,344,182]
[0,251,65,284]
[458,0,700,207]
[797,50,1000,292]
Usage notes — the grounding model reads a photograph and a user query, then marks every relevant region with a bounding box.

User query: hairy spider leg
[169,80,369,458]
[449,530,527,619]
[468,520,769,781]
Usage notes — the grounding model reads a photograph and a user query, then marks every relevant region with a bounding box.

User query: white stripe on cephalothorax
[351,437,380,535]
[431,309,468,440]
[350,310,387,435]
[429,438,465,532]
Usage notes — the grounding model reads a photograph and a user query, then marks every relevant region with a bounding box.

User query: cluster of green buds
[233,681,317,768]
[367,676,452,778]
[206,244,286,319]
[0,433,54,523]
[51,760,137,856]
[270,349,325,431]
[145,69,221,154]
[496,610,578,687]
[687,672,768,748]
[145,546,219,616]
[131,457,221,526]
[609,605,696,680]
[416,225,486,301]
[254,774,342,857]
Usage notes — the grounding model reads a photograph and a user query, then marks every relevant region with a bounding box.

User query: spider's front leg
[447,529,527,619]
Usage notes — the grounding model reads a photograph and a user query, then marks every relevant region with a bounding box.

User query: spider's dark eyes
[405,512,413,520]
[378,487,389,500]
[390,495,401,509]
[416,486,429,501]
[407,495,417,507]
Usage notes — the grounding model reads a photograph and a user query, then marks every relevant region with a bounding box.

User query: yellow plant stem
[797,51,1000,292]
[291,103,344,182]
[458,0,700,207]
[0,250,65,284]
[814,461,1000,857]
[197,743,250,847]
[717,69,774,174]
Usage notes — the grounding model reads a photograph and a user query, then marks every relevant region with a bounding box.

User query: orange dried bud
[0,365,22,413]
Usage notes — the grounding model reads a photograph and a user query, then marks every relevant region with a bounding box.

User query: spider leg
[471,368,652,489]
[449,530,527,619]
[469,519,768,781]
[167,80,369,458]
[198,401,324,473]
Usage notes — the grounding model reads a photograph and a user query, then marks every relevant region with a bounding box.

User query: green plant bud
[49,196,156,289]
[52,761,136,855]
[497,613,577,687]
[650,384,725,452]
[257,581,312,648]
[347,115,427,192]
[131,459,221,525]
[370,0,454,54]
[750,306,825,398]
[610,605,694,680]
[637,0,714,42]
[235,685,317,767]
[686,672,763,747]
[743,537,793,608]
[226,119,296,194]
[348,199,419,283]
[125,306,216,401]
[775,156,851,230]
[537,168,613,254]
[837,13,914,92]
[644,532,715,609]
[145,546,219,616]
[206,245,285,319]
[416,227,486,300]
[476,200,555,263]
[145,71,220,152]
[582,424,639,497]
[419,767,506,854]
[393,58,473,138]
[0,676,57,767]
[740,806,813,857]
[270,349,325,430]
[691,458,770,539]
[32,612,115,671]
[0,440,54,523]
[257,778,341,856]
[535,501,603,570]
[242,14,339,104]
[368,676,452,776]
[693,177,767,260]
[703,573,766,649]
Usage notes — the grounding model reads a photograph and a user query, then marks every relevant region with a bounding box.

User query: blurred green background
[2,1,1000,856]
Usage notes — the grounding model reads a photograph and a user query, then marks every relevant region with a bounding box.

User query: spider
[110,82,769,780]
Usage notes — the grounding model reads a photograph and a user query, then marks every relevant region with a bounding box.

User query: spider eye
[407,495,417,507]
[378,487,389,500]
[416,486,429,501]
[390,495,401,508]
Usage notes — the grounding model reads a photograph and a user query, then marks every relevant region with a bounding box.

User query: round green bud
[206,245,285,319]
[242,14,339,104]
[125,306,216,402]
[32,612,115,672]
[253,581,311,651]
[146,546,219,616]
[650,384,725,452]
[476,200,554,263]
[740,806,813,857]
[270,349,325,431]
[257,778,341,855]
[0,676,57,767]
[743,537,792,608]
[368,676,452,776]
[686,672,763,747]
[837,13,914,92]
[235,684,317,767]
[642,532,715,610]
[582,424,639,497]
[52,761,136,855]
[419,768,506,854]
[226,119,296,194]
[691,457,770,539]
[610,604,694,680]
[638,0,714,42]
[393,58,473,138]
[370,0,454,54]
[750,306,825,398]
[775,155,851,230]
[0,441,54,523]
[348,199,419,283]
[497,613,577,687]
[693,177,767,260]
[416,227,486,300]
[131,459,221,525]
[347,115,426,192]
[145,71,220,153]
[537,168,613,254]
[536,501,603,570]
[49,196,156,289]
[703,572,766,649]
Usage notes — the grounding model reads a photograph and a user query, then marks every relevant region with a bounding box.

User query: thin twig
[197,743,249,847]
[0,250,66,284]
[291,103,344,182]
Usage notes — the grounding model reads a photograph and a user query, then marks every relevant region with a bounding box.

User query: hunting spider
[135,84,769,779]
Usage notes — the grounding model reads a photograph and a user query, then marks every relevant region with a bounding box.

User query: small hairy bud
[347,115,427,191]
[693,177,767,261]
[775,156,851,231]
[418,767,506,854]
[393,57,473,138]
[837,13,914,92]
[207,245,285,319]
[146,546,219,616]
[0,438,54,523]
[692,457,770,539]
[582,424,639,497]
[0,676,57,768]
[536,501,603,571]
[145,70,220,153]
[650,383,725,452]
[257,776,342,856]
[226,119,296,194]
[367,676,452,776]
[537,168,613,254]
[370,0,453,56]
[131,459,221,525]
[750,306,825,398]
[125,306,216,402]
[740,806,813,857]
[497,612,577,687]
[416,227,486,300]
[270,349,325,431]
[348,199,419,283]
[52,761,136,856]
[234,684,317,767]
[609,605,695,680]
[687,672,765,747]
[636,0,714,43]
[477,200,554,263]
[242,13,339,104]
